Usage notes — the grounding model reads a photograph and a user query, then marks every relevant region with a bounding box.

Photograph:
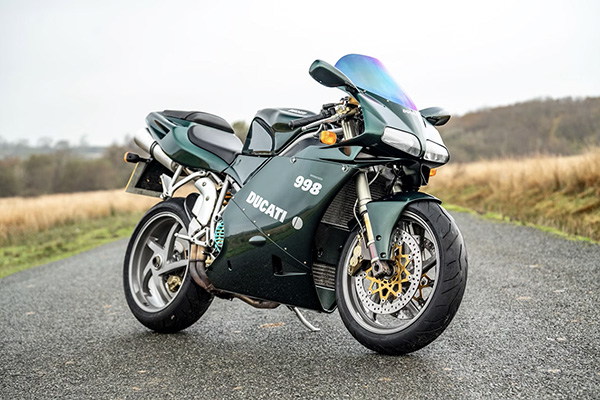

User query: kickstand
[288,306,321,332]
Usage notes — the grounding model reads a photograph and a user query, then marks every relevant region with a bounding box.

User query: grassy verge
[442,204,596,243]
[0,212,143,279]
[428,150,600,243]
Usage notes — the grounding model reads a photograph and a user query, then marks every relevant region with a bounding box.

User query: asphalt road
[1,212,599,399]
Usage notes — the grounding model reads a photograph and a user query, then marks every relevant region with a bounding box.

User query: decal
[292,217,303,230]
[402,109,420,117]
[246,191,288,223]
[287,109,308,115]
[294,175,322,196]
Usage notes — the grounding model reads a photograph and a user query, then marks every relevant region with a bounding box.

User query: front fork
[354,171,392,277]
[341,119,392,278]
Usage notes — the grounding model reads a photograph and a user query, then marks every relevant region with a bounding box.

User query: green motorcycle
[123,54,467,355]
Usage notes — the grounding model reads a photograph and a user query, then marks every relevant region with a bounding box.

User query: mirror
[309,60,358,94]
[419,107,451,126]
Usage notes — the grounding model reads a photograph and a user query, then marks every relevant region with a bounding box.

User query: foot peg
[288,306,320,332]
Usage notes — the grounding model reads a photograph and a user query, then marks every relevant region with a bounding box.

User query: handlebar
[288,110,330,130]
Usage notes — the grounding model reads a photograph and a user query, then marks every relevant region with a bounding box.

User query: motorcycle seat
[161,110,242,164]
[187,124,243,164]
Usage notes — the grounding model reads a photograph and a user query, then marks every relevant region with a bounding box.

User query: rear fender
[366,192,441,260]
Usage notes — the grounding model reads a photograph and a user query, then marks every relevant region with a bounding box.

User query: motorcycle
[123,54,467,355]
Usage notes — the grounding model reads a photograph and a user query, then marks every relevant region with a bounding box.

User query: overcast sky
[1,0,599,146]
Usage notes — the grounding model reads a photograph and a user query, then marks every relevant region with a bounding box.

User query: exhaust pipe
[134,128,177,172]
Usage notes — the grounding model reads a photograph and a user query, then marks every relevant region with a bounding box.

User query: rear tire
[336,201,467,355]
[123,198,213,333]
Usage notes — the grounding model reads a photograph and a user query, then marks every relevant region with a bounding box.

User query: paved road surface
[1,212,599,399]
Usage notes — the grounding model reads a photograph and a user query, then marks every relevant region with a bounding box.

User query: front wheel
[123,198,213,333]
[336,201,468,355]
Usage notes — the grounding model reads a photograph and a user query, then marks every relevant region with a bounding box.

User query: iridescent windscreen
[335,54,417,111]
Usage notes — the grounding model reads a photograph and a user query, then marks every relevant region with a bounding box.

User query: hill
[439,97,600,162]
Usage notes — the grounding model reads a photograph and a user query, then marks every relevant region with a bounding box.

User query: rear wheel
[336,201,467,355]
[123,198,213,333]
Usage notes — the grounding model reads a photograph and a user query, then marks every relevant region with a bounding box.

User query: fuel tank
[251,108,317,152]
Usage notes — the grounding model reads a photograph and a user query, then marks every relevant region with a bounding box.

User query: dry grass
[0,190,158,244]
[428,148,600,241]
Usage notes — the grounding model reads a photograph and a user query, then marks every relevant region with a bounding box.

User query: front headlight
[424,140,450,163]
[382,127,421,157]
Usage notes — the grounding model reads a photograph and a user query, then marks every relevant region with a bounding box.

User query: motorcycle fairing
[144,111,243,174]
[366,192,441,260]
[250,108,318,152]
[309,56,448,166]
[207,156,356,310]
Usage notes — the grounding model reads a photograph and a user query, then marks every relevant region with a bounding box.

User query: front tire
[123,198,213,333]
[336,201,467,355]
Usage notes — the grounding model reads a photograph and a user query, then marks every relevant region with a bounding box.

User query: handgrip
[288,111,328,130]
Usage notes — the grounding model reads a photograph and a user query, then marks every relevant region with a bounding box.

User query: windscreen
[335,54,417,111]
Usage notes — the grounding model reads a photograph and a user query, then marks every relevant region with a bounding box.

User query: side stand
[288,306,321,332]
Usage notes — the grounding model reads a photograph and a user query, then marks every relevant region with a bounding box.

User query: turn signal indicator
[320,130,337,145]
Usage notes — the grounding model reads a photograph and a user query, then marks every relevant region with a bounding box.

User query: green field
[0,212,142,278]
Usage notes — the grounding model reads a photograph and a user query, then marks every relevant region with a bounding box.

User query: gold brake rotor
[167,275,182,292]
[364,244,411,302]
[413,273,433,303]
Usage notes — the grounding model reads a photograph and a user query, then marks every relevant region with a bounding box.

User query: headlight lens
[424,140,450,163]
[382,127,421,157]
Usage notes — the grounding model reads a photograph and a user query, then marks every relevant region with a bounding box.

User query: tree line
[0,120,249,198]
[1,97,598,197]
[0,145,134,197]
[440,96,600,162]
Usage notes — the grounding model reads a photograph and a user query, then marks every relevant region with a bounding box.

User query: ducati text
[246,191,288,223]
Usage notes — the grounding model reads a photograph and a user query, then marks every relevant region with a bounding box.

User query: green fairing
[316,287,336,312]
[366,192,441,260]
[208,156,356,310]
[307,60,428,157]
[157,126,232,172]
[226,155,268,185]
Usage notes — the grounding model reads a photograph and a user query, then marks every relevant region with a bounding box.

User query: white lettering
[279,210,287,223]
[402,109,420,117]
[244,191,290,224]
[259,199,268,212]
[287,109,307,115]
[265,204,276,218]
[274,207,284,220]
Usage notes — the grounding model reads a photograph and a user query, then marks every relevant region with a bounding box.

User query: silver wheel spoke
[422,256,436,274]
[163,223,180,256]
[151,272,171,304]
[142,260,153,286]
[402,301,420,318]
[159,259,188,276]
[147,238,164,255]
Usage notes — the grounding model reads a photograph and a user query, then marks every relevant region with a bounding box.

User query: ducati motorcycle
[123,54,467,355]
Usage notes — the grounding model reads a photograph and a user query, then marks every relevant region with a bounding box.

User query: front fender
[366,192,441,260]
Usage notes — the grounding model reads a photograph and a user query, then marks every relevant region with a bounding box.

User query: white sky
[1,0,599,146]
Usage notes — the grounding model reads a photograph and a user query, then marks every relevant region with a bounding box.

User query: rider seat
[162,110,243,164]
